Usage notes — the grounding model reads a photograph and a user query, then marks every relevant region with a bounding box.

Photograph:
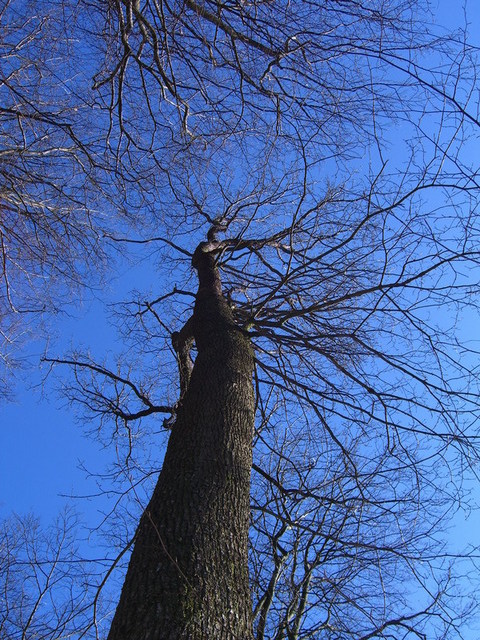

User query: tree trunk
[107,242,255,640]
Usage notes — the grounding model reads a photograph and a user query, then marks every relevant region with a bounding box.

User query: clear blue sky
[2,1,480,638]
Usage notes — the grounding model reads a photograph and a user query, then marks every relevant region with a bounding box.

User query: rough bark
[107,242,255,640]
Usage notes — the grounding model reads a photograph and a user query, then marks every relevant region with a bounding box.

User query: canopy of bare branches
[2,0,480,638]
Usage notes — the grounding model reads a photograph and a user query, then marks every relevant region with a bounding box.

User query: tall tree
[40,0,480,638]
[107,241,256,638]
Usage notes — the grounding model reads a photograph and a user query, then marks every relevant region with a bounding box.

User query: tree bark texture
[107,244,255,640]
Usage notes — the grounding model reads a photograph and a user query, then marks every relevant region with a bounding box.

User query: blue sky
[1,292,115,522]
[2,0,480,637]
[0,244,162,524]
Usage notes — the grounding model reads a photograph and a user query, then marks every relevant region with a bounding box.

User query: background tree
[0,0,118,396]
[5,0,480,638]
[0,510,99,639]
